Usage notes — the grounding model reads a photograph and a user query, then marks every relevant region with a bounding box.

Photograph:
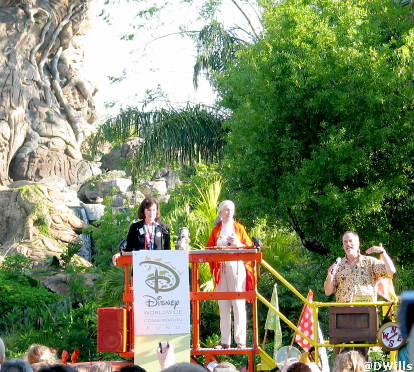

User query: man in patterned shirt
[324,231,396,302]
[324,231,396,357]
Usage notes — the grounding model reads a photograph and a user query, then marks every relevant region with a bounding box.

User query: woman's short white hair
[217,200,235,213]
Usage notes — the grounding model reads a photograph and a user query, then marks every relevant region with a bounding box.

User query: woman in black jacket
[112,197,170,265]
[124,197,170,251]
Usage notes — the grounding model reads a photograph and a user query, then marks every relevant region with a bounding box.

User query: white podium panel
[132,251,191,369]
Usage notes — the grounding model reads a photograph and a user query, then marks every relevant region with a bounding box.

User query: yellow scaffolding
[258,259,399,369]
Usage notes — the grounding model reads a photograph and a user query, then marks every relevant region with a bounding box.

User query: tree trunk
[0,0,100,186]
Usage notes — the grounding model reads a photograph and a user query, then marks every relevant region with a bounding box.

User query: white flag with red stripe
[294,289,314,351]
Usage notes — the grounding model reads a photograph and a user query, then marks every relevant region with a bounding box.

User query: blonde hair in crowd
[27,344,54,364]
[333,351,365,372]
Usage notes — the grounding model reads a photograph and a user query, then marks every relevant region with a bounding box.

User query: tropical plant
[5,300,100,361]
[187,178,222,249]
[0,254,33,275]
[161,164,222,245]
[86,200,138,268]
[96,266,125,307]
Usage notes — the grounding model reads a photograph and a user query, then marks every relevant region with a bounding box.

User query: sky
[82,0,219,120]
[81,0,263,121]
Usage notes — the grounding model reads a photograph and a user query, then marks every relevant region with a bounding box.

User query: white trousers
[217,260,246,345]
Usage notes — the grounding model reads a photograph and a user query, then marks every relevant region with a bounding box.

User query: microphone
[252,236,263,247]
[156,222,169,234]
[331,257,342,275]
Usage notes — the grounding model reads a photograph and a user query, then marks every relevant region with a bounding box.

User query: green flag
[265,283,283,350]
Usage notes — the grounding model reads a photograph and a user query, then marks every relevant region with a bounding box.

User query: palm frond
[85,105,227,176]
[95,267,124,306]
[193,21,248,88]
[194,178,222,223]
[188,178,222,248]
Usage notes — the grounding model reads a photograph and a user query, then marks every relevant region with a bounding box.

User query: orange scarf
[206,221,255,291]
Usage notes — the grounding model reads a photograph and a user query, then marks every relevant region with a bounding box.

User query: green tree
[219,0,414,272]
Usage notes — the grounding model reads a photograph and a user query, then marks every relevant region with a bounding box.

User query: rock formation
[0,0,99,186]
[0,183,90,267]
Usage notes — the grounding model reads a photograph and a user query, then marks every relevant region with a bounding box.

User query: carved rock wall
[0,0,99,185]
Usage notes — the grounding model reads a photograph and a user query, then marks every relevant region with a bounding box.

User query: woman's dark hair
[2,359,33,372]
[37,365,77,372]
[119,366,147,372]
[138,197,160,221]
[286,362,312,372]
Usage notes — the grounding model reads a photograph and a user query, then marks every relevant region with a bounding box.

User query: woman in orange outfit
[206,200,255,349]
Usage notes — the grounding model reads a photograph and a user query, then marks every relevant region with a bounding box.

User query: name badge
[156,231,162,237]
[139,228,144,235]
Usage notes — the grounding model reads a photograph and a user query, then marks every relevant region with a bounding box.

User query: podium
[329,306,378,344]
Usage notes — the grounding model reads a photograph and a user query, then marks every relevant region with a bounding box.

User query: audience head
[0,337,5,364]
[37,364,78,372]
[286,362,312,372]
[27,345,55,365]
[89,363,113,372]
[1,359,33,372]
[119,366,146,372]
[161,362,206,372]
[333,351,366,372]
[213,361,238,372]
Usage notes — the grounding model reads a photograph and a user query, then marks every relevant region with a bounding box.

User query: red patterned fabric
[295,290,314,351]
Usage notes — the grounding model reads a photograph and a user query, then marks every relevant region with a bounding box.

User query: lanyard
[144,223,156,250]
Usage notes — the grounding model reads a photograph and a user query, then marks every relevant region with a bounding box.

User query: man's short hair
[0,337,5,362]
[88,363,113,372]
[343,231,360,241]
[1,359,33,372]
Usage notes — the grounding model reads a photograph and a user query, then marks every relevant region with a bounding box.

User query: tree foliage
[219,0,414,267]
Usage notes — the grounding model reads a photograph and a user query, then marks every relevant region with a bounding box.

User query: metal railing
[257,258,399,366]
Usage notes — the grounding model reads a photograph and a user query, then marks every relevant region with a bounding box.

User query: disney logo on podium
[139,260,180,293]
